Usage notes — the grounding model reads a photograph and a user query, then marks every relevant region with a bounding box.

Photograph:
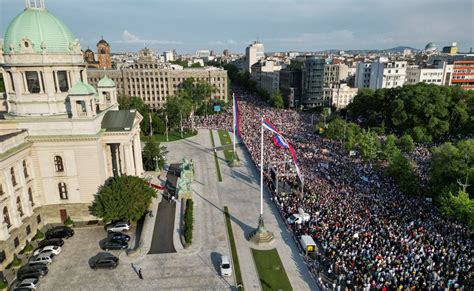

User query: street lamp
[153,156,158,172]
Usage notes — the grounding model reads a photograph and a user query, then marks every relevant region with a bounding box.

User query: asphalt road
[148,164,180,254]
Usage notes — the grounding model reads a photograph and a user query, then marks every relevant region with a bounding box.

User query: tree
[429,139,474,199]
[142,138,168,171]
[381,134,400,160]
[270,90,284,108]
[385,153,420,196]
[357,129,380,162]
[92,176,156,222]
[164,95,193,129]
[399,134,415,153]
[440,188,474,229]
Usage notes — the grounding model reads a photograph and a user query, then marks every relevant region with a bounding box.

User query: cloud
[117,30,182,45]
[208,39,237,46]
[268,30,356,48]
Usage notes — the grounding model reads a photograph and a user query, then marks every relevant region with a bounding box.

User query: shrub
[64,216,74,226]
[23,243,33,254]
[0,279,7,289]
[35,230,45,241]
[183,199,194,244]
[12,255,21,267]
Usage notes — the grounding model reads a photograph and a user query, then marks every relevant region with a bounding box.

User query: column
[133,134,144,175]
[125,143,135,175]
[119,144,126,176]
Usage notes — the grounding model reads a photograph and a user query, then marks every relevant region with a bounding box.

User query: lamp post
[153,156,158,172]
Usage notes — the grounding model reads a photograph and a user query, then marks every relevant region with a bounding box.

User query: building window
[3,207,11,229]
[37,215,41,224]
[11,167,17,186]
[17,197,23,217]
[28,188,34,207]
[14,237,19,248]
[57,71,69,92]
[58,182,68,199]
[25,71,41,93]
[26,225,31,235]
[0,184,4,196]
[54,156,64,172]
[23,160,29,178]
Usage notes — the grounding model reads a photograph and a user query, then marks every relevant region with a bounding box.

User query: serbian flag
[233,93,241,136]
[262,118,301,178]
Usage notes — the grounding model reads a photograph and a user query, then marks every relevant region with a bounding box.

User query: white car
[14,277,40,290]
[33,245,62,257]
[220,255,232,276]
[286,213,310,225]
[105,221,130,233]
[29,253,53,265]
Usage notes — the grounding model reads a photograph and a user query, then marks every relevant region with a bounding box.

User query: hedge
[183,199,194,244]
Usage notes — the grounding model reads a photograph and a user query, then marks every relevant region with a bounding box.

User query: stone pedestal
[249,215,274,245]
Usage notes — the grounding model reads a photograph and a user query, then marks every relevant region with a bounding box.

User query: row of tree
[347,83,474,144]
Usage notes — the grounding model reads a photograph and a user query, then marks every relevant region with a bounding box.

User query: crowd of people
[192,87,472,290]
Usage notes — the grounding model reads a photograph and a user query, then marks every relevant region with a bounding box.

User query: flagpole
[260,116,264,216]
[233,93,236,160]
[165,114,169,142]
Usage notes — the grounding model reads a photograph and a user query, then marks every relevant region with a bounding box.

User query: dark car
[17,264,48,280]
[99,239,128,251]
[45,226,74,239]
[38,238,64,248]
[89,253,119,270]
[107,232,130,243]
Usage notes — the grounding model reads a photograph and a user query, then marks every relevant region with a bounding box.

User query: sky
[0,0,473,54]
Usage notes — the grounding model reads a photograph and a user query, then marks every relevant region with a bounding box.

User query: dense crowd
[192,88,472,290]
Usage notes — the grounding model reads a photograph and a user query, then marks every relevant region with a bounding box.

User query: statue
[177,158,194,200]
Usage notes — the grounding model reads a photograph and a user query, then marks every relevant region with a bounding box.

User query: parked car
[17,264,48,281]
[104,221,130,233]
[107,232,130,242]
[89,253,119,270]
[29,253,53,265]
[220,255,232,276]
[33,245,61,257]
[99,239,128,251]
[45,226,74,239]
[286,212,310,225]
[38,238,64,248]
[12,277,40,290]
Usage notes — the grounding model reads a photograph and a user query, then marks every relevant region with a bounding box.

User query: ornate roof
[97,76,115,88]
[68,82,97,96]
[3,7,77,54]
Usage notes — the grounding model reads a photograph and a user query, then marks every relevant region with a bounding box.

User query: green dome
[3,8,76,54]
[97,76,116,88]
[425,42,437,52]
[69,82,97,95]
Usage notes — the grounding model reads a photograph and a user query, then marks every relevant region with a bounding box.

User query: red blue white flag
[233,94,241,136]
[262,118,301,178]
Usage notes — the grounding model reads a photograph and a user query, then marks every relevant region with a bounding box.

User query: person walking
[138,268,143,280]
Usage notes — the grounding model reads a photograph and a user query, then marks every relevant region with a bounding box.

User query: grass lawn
[217,129,239,163]
[149,130,196,143]
[210,130,223,182]
[223,207,243,289]
[251,248,292,291]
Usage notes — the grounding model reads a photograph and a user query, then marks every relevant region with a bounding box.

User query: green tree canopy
[357,129,381,162]
[347,83,474,143]
[440,188,474,229]
[399,134,415,153]
[429,138,474,199]
[92,176,157,222]
[381,134,400,160]
[270,90,284,108]
[142,138,168,171]
[385,153,421,196]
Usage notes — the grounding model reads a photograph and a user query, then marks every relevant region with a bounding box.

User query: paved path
[148,199,176,254]
[212,129,319,291]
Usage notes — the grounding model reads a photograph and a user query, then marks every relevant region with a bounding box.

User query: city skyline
[0,0,472,54]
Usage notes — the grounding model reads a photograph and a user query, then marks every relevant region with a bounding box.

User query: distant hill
[319,46,420,54]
